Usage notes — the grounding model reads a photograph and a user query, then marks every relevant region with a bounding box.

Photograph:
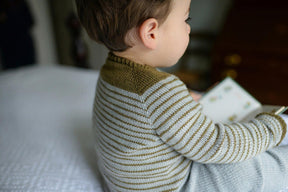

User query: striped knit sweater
[92,53,287,192]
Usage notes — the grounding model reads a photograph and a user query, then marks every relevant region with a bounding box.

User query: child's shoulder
[100,58,174,95]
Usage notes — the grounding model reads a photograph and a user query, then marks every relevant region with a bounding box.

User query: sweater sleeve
[146,76,287,164]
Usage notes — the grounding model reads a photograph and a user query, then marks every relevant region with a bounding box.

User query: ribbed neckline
[107,52,154,70]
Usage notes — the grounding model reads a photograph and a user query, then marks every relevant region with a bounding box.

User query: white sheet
[0,66,104,191]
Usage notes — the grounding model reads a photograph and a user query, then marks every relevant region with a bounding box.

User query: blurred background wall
[1,0,287,105]
[0,0,230,71]
[27,0,57,66]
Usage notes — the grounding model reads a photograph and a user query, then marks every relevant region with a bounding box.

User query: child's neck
[113,47,157,68]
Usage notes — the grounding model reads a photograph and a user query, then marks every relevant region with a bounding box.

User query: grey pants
[182,146,288,192]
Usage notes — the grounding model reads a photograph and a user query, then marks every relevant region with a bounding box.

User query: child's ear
[139,18,159,50]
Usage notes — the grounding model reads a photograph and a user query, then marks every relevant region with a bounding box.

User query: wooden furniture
[212,0,288,105]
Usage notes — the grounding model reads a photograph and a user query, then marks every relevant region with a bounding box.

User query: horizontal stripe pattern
[93,58,286,191]
[94,77,191,191]
[147,76,285,164]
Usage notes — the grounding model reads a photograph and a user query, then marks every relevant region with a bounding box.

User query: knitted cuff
[256,112,287,146]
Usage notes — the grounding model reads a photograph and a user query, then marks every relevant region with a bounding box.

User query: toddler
[75,0,288,191]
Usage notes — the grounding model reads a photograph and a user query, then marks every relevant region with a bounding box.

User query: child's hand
[190,91,202,102]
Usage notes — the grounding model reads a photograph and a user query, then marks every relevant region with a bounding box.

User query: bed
[0,66,104,191]
[0,66,287,191]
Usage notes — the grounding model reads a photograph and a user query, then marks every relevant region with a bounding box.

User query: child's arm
[279,114,288,146]
[148,77,287,164]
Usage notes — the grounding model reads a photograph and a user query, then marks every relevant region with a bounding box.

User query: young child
[75,0,288,191]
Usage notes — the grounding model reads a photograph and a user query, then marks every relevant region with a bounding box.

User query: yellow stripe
[262,117,278,148]
[251,121,263,155]
[97,135,170,157]
[173,113,201,151]
[97,132,167,158]
[204,127,226,163]
[150,89,187,121]
[182,116,208,155]
[98,141,177,163]
[157,97,195,136]
[104,171,188,191]
[111,160,190,185]
[262,121,269,149]
[230,123,242,162]
[99,79,141,103]
[98,81,143,110]
[165,106,199,143]
[194,128,217,161]
[167,110,200,145]
[97,135,130,154]
[101,157,171,174]
[215,125,231,163]
[98,86,146,118]
[95,107,154,136]
[187,120,213,158]
[97,116,147,146]
[95,107,155,141]
[102,161,170,177]
[225,124,238,163]
[97,96,150,125]
[234,124,248,162]
[95,98,151,130]
[103,158,188,179]
[97,136,141,155]
[99,127,142,150]
[261,115,280,144]
[242,123,256,159]
[101,150,181,167]
[144,78,178,103]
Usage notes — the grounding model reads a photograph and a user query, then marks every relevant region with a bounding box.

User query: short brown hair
[75,0,172,51]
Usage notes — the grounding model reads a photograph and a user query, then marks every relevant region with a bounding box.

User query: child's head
[75,0,172,52]
[76,0,191,68]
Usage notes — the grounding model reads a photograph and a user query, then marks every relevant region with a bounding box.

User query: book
[199,77,287,123]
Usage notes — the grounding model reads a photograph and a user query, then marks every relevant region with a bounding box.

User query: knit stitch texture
[93,53,287,192]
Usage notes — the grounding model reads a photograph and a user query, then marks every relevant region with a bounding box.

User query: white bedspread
[0,66,104,191]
